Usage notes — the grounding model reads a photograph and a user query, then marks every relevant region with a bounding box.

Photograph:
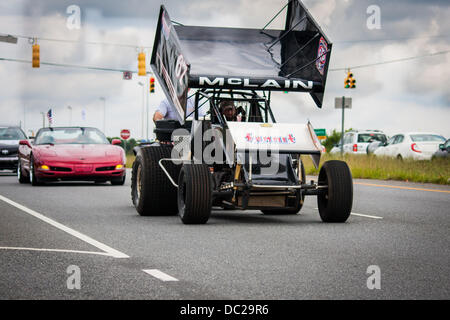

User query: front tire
[131,146,179,216]
[317,160,353,222]
[29,156,42,186]
[178,164,212,224]
[111,172,126,185]
[17,161,28,184]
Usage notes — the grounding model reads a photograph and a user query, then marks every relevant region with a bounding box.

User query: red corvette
[17,127,126,186]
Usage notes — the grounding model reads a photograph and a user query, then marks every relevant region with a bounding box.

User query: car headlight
[115,164,124,170]
[40,165,50,170]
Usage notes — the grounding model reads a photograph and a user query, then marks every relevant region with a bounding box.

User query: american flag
[47,109,53,126]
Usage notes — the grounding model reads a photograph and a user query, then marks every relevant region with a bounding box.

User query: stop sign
[120,129,130,140]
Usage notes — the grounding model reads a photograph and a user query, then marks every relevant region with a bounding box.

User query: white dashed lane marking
[143,269,179,282]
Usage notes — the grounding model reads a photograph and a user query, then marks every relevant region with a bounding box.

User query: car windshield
[358,133,387,143]
[0,127,26,140]
[35,128,109,145]
[410,134,446,142]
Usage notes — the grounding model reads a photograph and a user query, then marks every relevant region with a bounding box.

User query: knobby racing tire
[17,160,28,184]
[177,164,212,224]
[261,158,306,215]
[317,160,353,223]
[131,146,179,216]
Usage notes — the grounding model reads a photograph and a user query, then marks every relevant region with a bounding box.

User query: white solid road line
[0,194,129,259]
[0,246,113,256]
[143,269,179,282]
[313,207,383,219]
[350,212,383,219]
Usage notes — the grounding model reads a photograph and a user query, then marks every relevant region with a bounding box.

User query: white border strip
[143,269,179,282]
[0,194,129,258]
[0,247,112,256]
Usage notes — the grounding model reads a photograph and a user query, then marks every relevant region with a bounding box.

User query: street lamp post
[40,112,45,128]
[67,106,72,126]
[99,97,106,134]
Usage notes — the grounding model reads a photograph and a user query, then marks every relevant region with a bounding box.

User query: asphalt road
[0,169,449,299]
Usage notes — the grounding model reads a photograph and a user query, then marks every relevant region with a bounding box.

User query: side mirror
[19,139,32,148]
[111,139,122,146]
[439,144,444,150]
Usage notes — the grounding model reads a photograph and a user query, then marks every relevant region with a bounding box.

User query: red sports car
[17,127,126,186]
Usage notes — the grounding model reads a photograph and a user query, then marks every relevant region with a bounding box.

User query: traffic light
[345,70,356,89]
[138,52,146,76]
[32,43,40,68]
[150,77,155,93]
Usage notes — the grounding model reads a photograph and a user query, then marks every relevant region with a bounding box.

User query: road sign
[123,71,132,80]
[335,97,352,109]
[314,128,327,140]
[120,129,130,140]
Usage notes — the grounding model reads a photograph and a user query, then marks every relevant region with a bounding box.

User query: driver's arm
[153,100,168,123]
[153,111,164,123]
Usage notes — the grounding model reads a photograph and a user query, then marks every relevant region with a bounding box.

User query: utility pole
[138,81,145,139]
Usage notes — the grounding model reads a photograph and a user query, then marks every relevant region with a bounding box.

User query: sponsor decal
[161,11,171,41]
[245,133,296,144]
[198,77,313,90]
[316,37,328,75]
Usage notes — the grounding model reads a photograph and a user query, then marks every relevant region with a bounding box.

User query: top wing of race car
[150,0,332,123]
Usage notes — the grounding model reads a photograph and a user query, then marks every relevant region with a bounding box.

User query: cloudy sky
[0,0,449,139]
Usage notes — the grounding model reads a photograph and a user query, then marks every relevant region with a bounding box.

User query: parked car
[17,127,126,185]
[0,126,27,172]
[431,139,450,159]
[329,130,387,154]
[374,132,446,160]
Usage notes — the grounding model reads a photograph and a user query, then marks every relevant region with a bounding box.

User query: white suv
[330,130,388,154]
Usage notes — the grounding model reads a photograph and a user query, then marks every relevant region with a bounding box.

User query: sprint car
[131,1,353,224]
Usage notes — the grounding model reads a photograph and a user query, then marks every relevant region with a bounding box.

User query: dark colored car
[17,127,126,185]
[0,126,27,172]
[432,139,450,159]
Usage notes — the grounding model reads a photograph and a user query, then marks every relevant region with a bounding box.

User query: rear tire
[178,164,212,224]
[131,146,179,216]
[317,160,353,222]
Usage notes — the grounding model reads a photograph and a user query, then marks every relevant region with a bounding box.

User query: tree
[322,129,341,153]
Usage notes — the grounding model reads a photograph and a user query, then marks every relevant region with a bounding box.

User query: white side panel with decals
[226,122,321,153]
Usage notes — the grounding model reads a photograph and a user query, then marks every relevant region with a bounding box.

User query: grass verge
[303,154,450,185]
